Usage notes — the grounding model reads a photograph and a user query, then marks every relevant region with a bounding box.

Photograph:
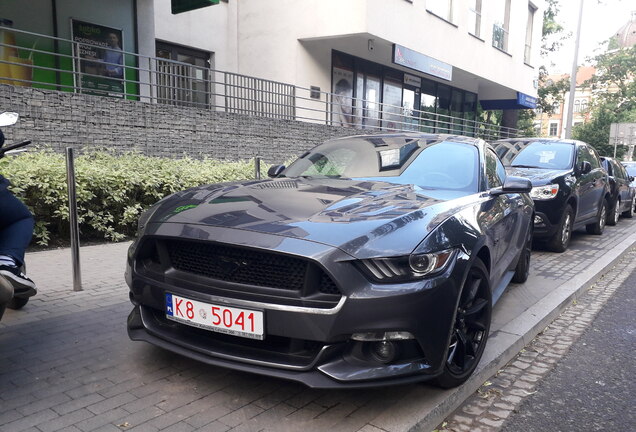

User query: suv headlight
[358,249,456,283]
[530,184,559,200]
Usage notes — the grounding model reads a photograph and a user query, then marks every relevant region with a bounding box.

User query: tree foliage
[573,45,636,157]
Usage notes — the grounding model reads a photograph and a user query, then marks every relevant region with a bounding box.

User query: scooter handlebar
[0,140,31,158]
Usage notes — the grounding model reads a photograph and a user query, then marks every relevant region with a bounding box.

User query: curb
[367,230,636,432]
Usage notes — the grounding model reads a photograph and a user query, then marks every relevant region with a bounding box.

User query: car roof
[329,132,483,147]
[493,137,579,146]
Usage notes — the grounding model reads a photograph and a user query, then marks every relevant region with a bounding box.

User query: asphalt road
[500,265,636,432]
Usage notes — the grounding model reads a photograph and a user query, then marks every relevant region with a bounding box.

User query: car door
[484,148,521,284]
[612,160,631,211]
[576,145,605,221]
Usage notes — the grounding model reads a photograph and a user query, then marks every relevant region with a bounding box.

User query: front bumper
[126,224,468,388]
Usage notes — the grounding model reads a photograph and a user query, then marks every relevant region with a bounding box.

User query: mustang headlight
[358,249,456,283]
[530,184,559,200]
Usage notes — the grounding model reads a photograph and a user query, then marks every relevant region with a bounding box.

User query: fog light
[352,331,414,341]
[371,341,397,363]
[534,215,544,225]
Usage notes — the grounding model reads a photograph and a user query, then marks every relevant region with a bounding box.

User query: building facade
[0,0,543,137]
[535,66,595,138]
[154,0,543,128]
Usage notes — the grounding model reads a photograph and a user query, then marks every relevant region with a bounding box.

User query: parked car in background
[126,133,534,389]
[492,138,610,253]
[622,161,636,189]
[600,156,635,224]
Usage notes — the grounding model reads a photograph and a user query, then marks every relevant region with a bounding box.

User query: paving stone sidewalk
[0,219,635,432]
[438,248,636,432]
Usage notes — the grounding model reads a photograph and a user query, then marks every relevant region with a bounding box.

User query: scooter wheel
[7,296,29,310]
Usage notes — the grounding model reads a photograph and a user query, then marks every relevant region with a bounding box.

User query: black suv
[600,156,635,224]
[493,138,610,252]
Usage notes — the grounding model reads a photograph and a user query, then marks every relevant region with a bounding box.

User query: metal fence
[0,27,523,140]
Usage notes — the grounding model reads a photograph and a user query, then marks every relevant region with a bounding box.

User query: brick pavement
[437,248,636,432]
[0,219,635,432]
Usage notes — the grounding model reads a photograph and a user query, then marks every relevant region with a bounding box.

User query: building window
[574,100,581,113]
[492,0,511,51]
[581,99,588,112]
[468,0,482,37]
[156,41,211,108]
[552,101,561,114]
[533,121,541,135]
[549,122,558,136]
[525,3,536,63]
[427,0,454,22]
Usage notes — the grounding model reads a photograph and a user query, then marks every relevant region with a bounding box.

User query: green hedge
[0,150,263,246]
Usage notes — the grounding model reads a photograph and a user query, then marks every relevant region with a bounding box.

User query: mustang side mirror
[492,176,533,195]
[267,164,285,178]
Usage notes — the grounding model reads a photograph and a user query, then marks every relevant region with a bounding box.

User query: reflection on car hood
[506,167,571,185]
[146,177,478,257]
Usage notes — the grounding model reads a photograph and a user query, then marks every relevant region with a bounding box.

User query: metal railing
[0,27,523,140]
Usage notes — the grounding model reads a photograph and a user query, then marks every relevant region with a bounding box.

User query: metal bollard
[65,147,82,292]
[255,157,261,180]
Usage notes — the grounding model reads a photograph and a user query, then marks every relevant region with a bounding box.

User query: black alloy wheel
[607,198,621,226]
[547,205,573,253]
[586,199,608,235]
[512,223,533,283]
[433,259,492,388]
[622,196,635,218]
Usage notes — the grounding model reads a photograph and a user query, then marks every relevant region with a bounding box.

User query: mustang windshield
[506,141,574,170]
[284,136,479,192]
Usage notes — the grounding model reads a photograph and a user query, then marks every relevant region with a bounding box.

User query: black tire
[586,199,608,235]
[512,223,532,283]
[547,205,573,253]
[607,198,620,226]
[7,296,29,310]
[622,196,635,218]
[433,259,491,389]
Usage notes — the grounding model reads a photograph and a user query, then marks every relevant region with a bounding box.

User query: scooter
[0,112,34,321]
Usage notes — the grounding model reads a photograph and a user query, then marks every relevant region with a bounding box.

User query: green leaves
[0,150,261,246]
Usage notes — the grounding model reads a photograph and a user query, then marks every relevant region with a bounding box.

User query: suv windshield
[507,141,574,170]
[283,136,480,192]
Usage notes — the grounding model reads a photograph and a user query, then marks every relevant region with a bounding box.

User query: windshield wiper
[511,164,542,168]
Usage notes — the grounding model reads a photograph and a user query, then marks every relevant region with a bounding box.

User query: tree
[573,45,636,157]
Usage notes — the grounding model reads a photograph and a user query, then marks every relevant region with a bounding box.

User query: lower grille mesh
[165,240,340,295]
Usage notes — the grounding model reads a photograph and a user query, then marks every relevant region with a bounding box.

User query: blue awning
[480,92,537,110]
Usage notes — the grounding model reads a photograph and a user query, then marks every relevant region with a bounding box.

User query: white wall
[153,0,236,71]
[153,0,544,102]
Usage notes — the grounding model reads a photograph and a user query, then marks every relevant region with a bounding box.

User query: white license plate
[165,293,264,340]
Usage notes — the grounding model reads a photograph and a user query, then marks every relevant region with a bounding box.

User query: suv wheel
[586,198,608,235]
[607,198,620,226]
[547,205,573,253]
[512,224,532,283]
[622,196,635,218]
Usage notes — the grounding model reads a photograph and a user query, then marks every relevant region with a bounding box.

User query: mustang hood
[145,178,477,257]
[506,167,571,185]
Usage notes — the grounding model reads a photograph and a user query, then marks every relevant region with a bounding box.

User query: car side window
[613,161,626,180]
[586,146,601,169]
[485,149,505,188]
[578,146,599,169]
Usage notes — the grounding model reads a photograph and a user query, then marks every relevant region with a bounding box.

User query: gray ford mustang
[126,133,533,388]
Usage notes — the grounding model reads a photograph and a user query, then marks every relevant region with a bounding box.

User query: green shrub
[0,150,264,246]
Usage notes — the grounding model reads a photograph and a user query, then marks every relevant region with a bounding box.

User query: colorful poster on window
[332,67,356,127]
[71,19,124,97]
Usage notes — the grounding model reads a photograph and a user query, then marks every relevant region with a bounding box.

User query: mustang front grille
[163,239,341,296]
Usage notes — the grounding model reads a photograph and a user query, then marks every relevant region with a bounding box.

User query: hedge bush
[0,150,263,246]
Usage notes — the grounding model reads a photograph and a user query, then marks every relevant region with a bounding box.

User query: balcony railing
[0,27,523,141]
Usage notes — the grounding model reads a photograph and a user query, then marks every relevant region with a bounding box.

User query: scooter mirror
[0,112,19,127]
